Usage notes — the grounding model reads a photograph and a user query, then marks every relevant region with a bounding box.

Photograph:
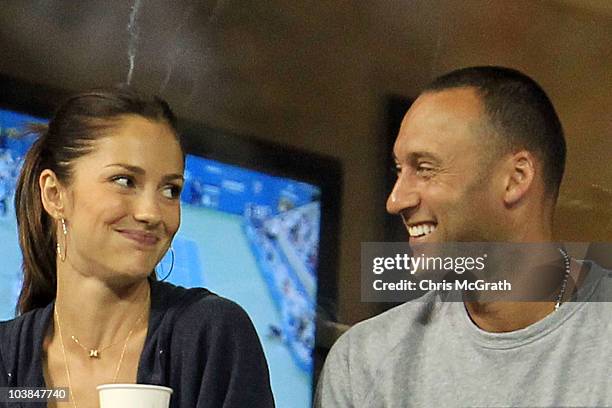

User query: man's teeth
[408,223,437,237]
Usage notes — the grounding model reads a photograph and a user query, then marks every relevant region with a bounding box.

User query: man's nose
[134,191,162,226]
[386,174,420,215]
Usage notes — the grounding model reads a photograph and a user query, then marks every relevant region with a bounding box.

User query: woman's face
[62,115,184,283]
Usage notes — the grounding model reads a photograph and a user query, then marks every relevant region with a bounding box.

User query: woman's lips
[117,229,160,246]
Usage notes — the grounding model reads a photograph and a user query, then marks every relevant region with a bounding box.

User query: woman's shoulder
[0,306,50,346]
[0,305,51,383]
[147,281,274,406]
[150,280,255,335]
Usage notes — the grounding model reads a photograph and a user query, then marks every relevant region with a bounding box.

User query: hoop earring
[56,218,68,262]
[158,247,174,282]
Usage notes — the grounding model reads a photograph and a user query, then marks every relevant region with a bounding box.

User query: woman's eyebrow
[105,163,144,174]
[105,163,184,182]
[162,174,184,183]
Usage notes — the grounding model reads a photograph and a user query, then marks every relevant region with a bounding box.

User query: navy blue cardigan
[0,279,275,407]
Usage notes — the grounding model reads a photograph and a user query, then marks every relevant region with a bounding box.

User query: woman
[0,88,275,407]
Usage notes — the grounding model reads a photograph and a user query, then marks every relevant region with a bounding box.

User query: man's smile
[406,221,438,238]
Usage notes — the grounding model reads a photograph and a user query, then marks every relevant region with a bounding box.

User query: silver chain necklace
[554,247,571,311]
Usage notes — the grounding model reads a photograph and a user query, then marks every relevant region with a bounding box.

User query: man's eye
[162,185,182,199]
[112,176,134,187]
[392,164,402,175]
[416,166,435,176]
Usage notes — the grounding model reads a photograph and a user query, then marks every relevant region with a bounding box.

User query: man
[315,66,612,407]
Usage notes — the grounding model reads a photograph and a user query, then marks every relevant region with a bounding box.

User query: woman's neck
[54,265,151,349]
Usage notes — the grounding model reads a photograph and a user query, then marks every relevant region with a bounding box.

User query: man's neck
[464,257,583,333]
[464,301,555,332]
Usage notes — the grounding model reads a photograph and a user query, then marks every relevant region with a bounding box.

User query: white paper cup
[97,384,173,408]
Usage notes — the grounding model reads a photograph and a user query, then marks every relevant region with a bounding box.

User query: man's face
[387,87,507,243]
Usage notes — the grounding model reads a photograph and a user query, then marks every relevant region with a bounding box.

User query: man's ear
[503,150,536,206]
[39,169,66,219]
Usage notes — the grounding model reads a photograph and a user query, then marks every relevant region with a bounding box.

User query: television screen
[0,103,337,407]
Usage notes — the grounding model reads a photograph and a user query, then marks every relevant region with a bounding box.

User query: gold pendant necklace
[70,303,148,359]
[54,287,150,408]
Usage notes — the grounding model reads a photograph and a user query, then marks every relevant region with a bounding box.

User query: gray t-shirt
[316,262,612,407]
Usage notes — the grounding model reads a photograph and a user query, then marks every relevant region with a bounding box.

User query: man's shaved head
[422,66,566,202]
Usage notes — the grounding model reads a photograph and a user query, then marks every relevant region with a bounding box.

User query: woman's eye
[112,176,133,188]
[162,185,182,199]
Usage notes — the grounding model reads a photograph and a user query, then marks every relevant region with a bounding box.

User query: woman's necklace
[70,304,148,359]
[54,288,150,408]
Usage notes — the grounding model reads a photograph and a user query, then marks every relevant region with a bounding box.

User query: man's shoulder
[317,291,444,406]
[332,291,440,363]
[574,261,612,302]
[586,261,612,296]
